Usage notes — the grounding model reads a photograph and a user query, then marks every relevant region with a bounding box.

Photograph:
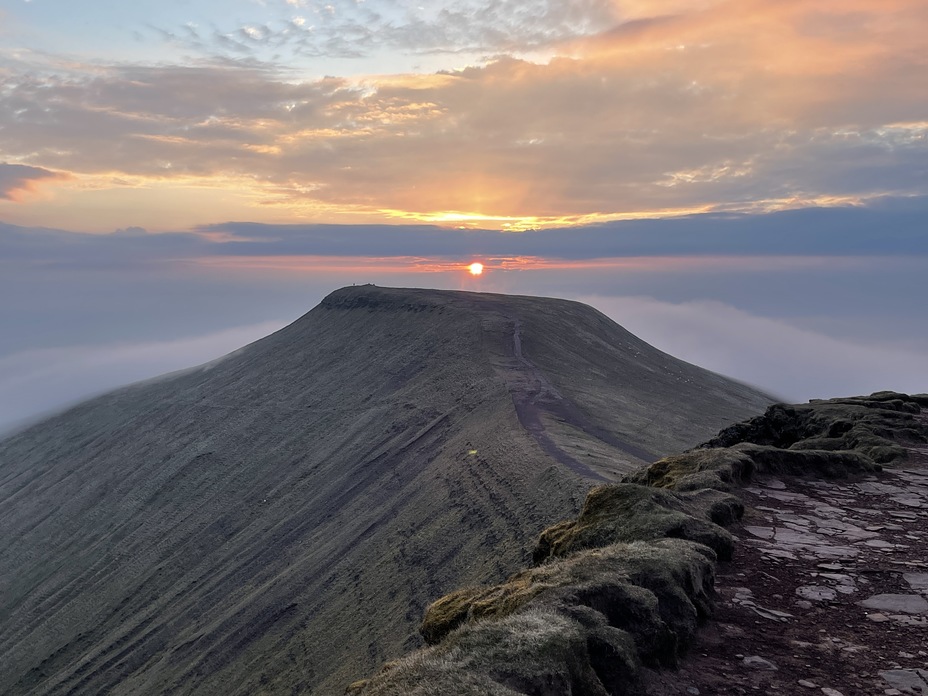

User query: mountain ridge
[0,286,772,694]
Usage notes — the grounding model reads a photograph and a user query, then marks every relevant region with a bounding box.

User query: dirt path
[644,420,928,696]
[485,307,661,482]
[504,318,609,481]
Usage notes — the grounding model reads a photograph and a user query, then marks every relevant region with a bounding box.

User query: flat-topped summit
[319,284,469,311]
[319,284,592,312]
[0,286,771,695]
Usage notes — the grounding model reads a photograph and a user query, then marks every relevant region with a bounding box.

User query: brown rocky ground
[644,417,928,696]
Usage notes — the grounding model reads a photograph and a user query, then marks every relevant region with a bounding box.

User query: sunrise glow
[468,262,484,276]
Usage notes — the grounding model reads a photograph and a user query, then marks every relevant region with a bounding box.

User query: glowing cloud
[0,0,926,228]
[0,164,68,201]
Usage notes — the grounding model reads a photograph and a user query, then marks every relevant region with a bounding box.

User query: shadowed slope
[0,286,770,695]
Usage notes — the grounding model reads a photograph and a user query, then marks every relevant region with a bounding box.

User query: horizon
[1,0,927,431]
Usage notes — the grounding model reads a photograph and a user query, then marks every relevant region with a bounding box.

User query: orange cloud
[0,164,70,201]
[0,0,925,229]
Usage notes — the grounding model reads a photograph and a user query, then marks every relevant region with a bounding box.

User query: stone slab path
[644,438,928,696]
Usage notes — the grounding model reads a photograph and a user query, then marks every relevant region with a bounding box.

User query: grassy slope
[0,286,771,695]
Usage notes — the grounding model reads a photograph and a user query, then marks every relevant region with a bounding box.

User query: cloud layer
[149,0,618,61]
[0,321,286,436]
[1,0,925,228]
[4,198,927,267]
[579,295,928,402]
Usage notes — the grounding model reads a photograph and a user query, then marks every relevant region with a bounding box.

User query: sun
[468,262,484,276]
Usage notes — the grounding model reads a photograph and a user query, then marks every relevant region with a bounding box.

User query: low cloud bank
[0,321,286,435]
[580,295,928,402]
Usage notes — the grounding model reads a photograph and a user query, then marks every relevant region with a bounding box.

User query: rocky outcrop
[348,393,928,696]
[703,390,928,464]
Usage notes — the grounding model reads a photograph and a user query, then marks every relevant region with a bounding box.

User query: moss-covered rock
[732,443,880,477]
[532,484,738,564]
[359,609,630,696]
[359,539,715,695]
[422,540,714,652]
[702,393,928,466]
[624,448,755,492]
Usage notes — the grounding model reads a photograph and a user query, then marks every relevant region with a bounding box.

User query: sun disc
[468,262,484,276]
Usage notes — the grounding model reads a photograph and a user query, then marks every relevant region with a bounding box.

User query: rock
[880,668,928,693]
[858,594,928,615]
[743,655,778,670]
[775,528,822,545]
[887,614,928,627]
[686,688,700,695]
[798,679,818,688]
[888,511,919,520]
[820,689,844,696]
[903,572,928,592]
[797,585,837,601]
[867,612,890,623]
[818,572,855,584]
[744,525,775,539]
[817,562,844,571]
[749,606,793,622]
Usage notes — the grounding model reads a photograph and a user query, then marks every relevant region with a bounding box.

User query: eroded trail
[511,320,658,464]
[479,304,658,481]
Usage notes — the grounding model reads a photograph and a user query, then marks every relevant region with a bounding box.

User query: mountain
[0,286,771,695]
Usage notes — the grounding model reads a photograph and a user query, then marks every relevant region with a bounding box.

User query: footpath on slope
[644,412,928,696]
[469,295,658,482]
[347,392,928,696]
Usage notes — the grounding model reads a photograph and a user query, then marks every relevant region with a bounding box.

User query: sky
[0,0,926,433]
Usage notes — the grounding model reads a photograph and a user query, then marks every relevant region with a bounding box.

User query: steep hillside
[0,286,770,695]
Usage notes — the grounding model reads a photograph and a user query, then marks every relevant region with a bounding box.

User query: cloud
[0,321,286,435]
[2,198,927,271]
[578,294,928,402]
[0,163,66,200]
[194,199,928,258]
[1,0,926,226]
[150,0,620,61]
